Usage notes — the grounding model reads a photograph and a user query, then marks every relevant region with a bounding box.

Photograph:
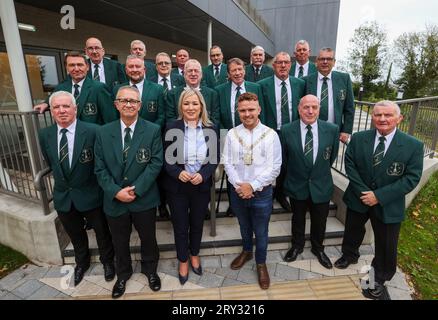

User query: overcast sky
[336,0,438,63]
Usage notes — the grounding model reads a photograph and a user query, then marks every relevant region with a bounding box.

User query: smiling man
[335,100,423,300]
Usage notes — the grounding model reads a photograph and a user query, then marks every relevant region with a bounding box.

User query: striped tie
[162,77,169,95]
[304,124,313,166]
[320,77,329,120]
[214,65,220,83]
[373,136,386,167]
[281,81,290,125]
[59,128,70,177]
[123,127,131,163]
[93,64,100,82]
[298,66,304,78]
[234,86,241,126]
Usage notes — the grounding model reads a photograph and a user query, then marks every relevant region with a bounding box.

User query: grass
[0,243,29,280]
[398,170,438,300]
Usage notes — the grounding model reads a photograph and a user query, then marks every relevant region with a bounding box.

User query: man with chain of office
[221,92,282,290]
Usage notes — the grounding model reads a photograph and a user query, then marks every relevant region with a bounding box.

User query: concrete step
[63,214,344,264]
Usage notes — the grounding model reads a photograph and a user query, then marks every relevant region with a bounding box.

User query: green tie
[93,64,100,82]
[304,124,313,166]
[123,127,131,163]
[59,128,70,177]
[373,136,386,167]
[214,65,220,83]
[234,86,241,126]
[162,77,169,96]
[298,66,304,78]
[281,81,290,125]
[254,67,260,82]
[73,84,80,100]
[320,77,329,121]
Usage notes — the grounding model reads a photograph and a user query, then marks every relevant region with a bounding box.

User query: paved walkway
[0,245,414,300]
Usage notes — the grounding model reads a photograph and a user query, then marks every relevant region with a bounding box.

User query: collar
[121,119,137,133]
[241,119,262,132]
[297,61,309,68]
[300,120,317,131]
[158,74,170,82]
[318,71,332,81]
[72,78,85,87]
[232,81,245,91]
[184,119,203,129]
[92,60,104,69]
[376,127,397,140]
[275,75,289,86]
[130,78,144,88]
[57,119,77,134]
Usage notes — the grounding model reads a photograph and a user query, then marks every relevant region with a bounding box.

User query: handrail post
[408,101,420,136]
[430,120,438,159]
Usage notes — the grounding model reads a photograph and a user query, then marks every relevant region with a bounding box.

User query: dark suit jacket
[87,58,127,90]
[290,62,317,78]
[343,129,424,223]
[161,119,219,193]
[113,80,165,129]
[171,68,184,77]
[39,120,102,212]
[52,77,117,124]
[303,71,355,134]
[148,73,186,90]
[245,64,274,82]
[94,118,163,217]
[201,63,228,88]
[165,86,220,125]
[214,81,265,129]
[258,76,305,130]
[281,120,339,203]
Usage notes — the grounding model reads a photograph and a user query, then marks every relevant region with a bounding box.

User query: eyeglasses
[86,46,103,51]
[317,57,335,62]
[156,61,171,66]
[115,99,140,105]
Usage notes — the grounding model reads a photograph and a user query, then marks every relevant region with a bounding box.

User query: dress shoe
[275,195,292,212]
[112,279,127,299]
[225,207,234,217]
[158,205,170,219]
[283,248,303,262]
[147,273,161,291]
[74,265,89,286]
[311,249,333,269]
[334,256,358,269]
[178,262,189,285]
[230,251,253,270]
[256,264,270,290]
[103,263,115,282]
[362,282,391,300]
[83,218,93,230]
[190,257,203,276]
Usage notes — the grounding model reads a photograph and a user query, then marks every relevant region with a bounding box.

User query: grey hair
[295,40,310,50]
[155,52,171,62]
[373,100,401,116]
[115,85,141,101]
[251,46,265,55]
[126,54,144,64]
[49,91,76,108]
[184,59,203,77]
[319,47,336,59]
[274,51,291,62]
[130,40,146,51]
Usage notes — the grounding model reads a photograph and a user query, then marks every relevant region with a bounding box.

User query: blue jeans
[229,185,273,264]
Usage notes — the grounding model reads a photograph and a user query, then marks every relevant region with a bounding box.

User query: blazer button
[124,177,128,181]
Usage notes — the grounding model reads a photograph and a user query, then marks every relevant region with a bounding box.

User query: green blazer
[165,85,220,125]
[281,120,339,203]
[53,77,117,125]
[215,81,265,129]
[303,71,355,134]
[343,129,424,224]
[87,58,127,90]
[148,73,186,90]
[258,76,305,130]
[113,80,165,129]
[94,118,163,217]
[171,68,184,77]
[245,64,274,82]
[290,62,317,78]
[39,120,102,212]
[201,63,228,88]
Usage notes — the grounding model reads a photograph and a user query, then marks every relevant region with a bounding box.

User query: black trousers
[106,209,159,281]
[57,205,114,268]
[167,184,210,262]
[341,207,401,284]
[290,198,330,252]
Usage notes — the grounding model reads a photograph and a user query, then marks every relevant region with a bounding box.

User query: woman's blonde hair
[177,88,213,126]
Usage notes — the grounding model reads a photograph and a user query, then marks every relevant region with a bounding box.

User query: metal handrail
[34,167,52,215]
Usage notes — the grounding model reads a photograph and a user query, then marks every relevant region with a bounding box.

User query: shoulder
[245,81,260,90]
[214,82,228,91]
[290,77,305,86]
[139,118,161,132]
[318,119,338,132]
[396,130,424,148]
[257,76,273,86]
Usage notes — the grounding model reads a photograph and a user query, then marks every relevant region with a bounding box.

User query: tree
[347,21,388,92]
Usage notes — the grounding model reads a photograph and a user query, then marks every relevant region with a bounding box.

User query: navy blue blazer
[162,119,219,193]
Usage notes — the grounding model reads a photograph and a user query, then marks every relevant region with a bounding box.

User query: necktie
[373,136,386,167]
[123,127,131,163]
[131,84,137,89]
[304,124,313,166]
[162,78,169,95]
[234,86,241,126]
[181,70,184,76]
[59,128,70,177]
[298,66,304,78]
[281,81,290,125]
[254,67,260,81]
[93,64,100,82]
[73,84,80,100]
[320,77,329,121]
[214,65,220,83]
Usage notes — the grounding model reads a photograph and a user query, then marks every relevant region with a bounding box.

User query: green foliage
[0,243,29,279]
[398,170,438,299]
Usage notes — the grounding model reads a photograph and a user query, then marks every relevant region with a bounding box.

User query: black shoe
[191,260,203,276]
[84,218,93,230]
[178,272,189,285]
[112,279,127,299]
[74,265,89,286]
[225,207,234,217]
[334,256,358,269]
[103,263,115,282]
[276,195,292,212]
[147,273,161,291]
[158,205,170,219]
[311,249,333,269]
[362,282,391,300]
[283,248,303,262]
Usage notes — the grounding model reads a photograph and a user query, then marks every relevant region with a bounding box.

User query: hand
[115,186,136,203]
[236,183,254,199]
[178,170,193,183]
[339,132,350,144]
[190,173,203,185]
[360,191,378,206]
[34,103,49,113]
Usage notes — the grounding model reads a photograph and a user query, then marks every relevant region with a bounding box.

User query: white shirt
[274,76,293,130]
[294,61,310,78]
[71,78,85,97]
[91,61,106,84]
[222,121,282,191]
[57,120,77,166]
[317,72,335,123]
[158,74,172,91]
[300,120,319,164]
[120,119,137,149]
[178,67,184,76]
[129,79,144,98]
[231,82,246,126]
[374,128,396,156]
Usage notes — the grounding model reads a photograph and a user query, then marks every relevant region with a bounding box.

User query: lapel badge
[80,147,93,163]
[136,148,151,164]
[387,162,405,176]
[147,101,157,112]
[84,103,97,115]
[323,146,332,160]
[339,89,346,101]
